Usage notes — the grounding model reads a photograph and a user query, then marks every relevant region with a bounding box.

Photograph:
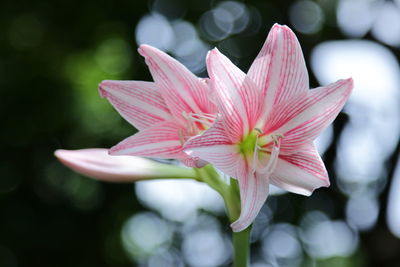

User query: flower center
[178,112,216,145]
[238,129,283,174]
[238,129,260,156]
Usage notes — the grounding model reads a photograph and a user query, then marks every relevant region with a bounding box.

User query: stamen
[254,128,263,134]
[184,112,216,127]
[188,116,213,127]
[252,133,260,173]
[182,111,196,135]
[191,113,216,120]
[178,129,185,145]
[271,134,284,145]
[181,111,216,138]
[258,136,282,174]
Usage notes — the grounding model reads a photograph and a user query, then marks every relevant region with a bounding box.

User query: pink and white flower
[99,45,217,167]
[184,24,353,232]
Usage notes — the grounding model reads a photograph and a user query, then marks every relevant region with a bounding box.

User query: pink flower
[99,45,217,167]
[184,24,353,232]
[54,148,197,182]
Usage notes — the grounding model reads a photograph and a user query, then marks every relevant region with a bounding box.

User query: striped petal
[138,45,216,121]
[248,24,309,117]
[99,80,172,130]
[186,144,240,178]
[184,119,242,178]
[110,121,184,159]
[206,48,262,142]
[54,148,196,182]
[185,118,233,147]
[231,171,269,232]
[184,119,243,177]
[271,143,329,195]
[267,78,353,153]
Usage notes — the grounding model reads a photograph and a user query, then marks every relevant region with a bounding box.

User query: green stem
[134,161,200,181]
[223,178,241,222]
[225,178,251,267]
[194,165,227,195]
[194,168,251,267]
[233,226,251,267]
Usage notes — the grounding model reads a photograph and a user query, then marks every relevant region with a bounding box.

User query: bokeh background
[1,0,400,266]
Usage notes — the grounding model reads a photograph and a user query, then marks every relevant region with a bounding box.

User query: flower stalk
[195,166,250,267]
[227,178,251,267]
[232,226,251,267]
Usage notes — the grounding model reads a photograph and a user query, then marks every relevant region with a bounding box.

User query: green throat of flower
[238,129,283,174]
[238,129,263,156]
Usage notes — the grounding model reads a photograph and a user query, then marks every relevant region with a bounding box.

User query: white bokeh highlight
[136,179,225,222]
[299,211,359,258]
[311,40,400,196]
[337,0,378,37]
[337,0,400,46]
[135,13,174,51]
[121,212,173,260]
[262,224,303,266]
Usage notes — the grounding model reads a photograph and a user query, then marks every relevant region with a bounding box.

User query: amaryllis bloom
[54,149,197,182]
[99,45,217,167]
[184,24,353,232]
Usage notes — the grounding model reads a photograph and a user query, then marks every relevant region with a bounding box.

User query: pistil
[238,129,283,175]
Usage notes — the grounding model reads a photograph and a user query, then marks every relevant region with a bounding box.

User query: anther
[269,134,283,145]
[178,129,186,145]
[254,128,263,134]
